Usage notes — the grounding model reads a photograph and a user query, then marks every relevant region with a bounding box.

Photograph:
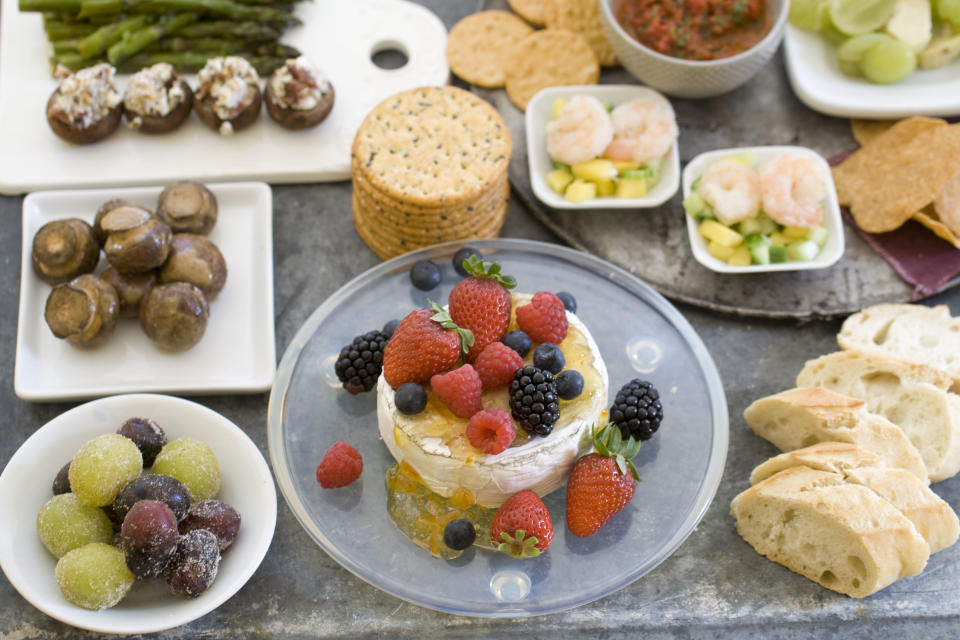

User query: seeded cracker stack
[351,86,512,259]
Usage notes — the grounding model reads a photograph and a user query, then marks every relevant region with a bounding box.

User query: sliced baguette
[731,466,930,598]
[743,387,929,484]
[797,351,960,482]
[751,444,959,553]
[837,304,960,391]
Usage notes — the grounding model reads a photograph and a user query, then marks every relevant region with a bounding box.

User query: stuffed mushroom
[265,56,334,130]
[32,218,100,285]
[194,56,262,136]
[44,274,119,347]
[46,63,122,145]
[123,63,194,134]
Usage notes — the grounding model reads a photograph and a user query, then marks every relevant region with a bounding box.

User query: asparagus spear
[20,0,82,13]
[44,21,97,40]
[106,12,197,64]
[77,14,151,58]
[78,0,301,26]
[176,20,280,41]
[144,36,299,58]
[120,51,286,74]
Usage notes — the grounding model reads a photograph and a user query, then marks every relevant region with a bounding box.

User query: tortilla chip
[832,117,960,233]
[850,119,899,146]
[914,205,960,249]
[933,168,960,237]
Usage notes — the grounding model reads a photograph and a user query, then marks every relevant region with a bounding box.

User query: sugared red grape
[37,493,114,558]
[55,542,134,610]
[120,500,179,578]
[117,417,167,467]
[53,460,71,495]
[179,499,241,551]
[152,438,221,500]
[68,434,143,507]
[113,473,191,523]
[164,529,221,598]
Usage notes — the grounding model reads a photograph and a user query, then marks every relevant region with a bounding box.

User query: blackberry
[443,518,477,551]
[533,343,565,374]
[609,379,663,441]
[502,330,532,358]
[555,291,577,313]
[509,366,560,437]
[334,330,389,394]
[410,259,442,290]
[452,247,482,276]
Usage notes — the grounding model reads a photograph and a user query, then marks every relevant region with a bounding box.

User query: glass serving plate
[267,238,728,617]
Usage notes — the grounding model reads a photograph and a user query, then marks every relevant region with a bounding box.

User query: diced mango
[612,160,641,173]
[546,168,574,194]
[768,231,790,247]
[727,245,752,266]
[596,179,617,197]
[783,226,812,239]
[564,179,596,203]
[699,219,743,248]
[552,98,567,120]
[616,177,647,198]
[708,241,737,261]
[571,159,617,183]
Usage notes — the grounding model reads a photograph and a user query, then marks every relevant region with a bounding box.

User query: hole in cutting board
[371,40,409,70]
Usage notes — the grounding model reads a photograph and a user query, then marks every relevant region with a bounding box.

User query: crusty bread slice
[731,466,930,598]
[751,444,959,553]
[797,352,960,482]
[837,304,960,391]
[743,387,929,484]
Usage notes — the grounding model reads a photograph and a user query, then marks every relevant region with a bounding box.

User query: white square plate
[15,182,276,401]
[784,24,960,119]
[525,85,680,210]
[682,146,845,274]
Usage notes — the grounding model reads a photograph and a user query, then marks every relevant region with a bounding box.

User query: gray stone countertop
[3,2,960,638]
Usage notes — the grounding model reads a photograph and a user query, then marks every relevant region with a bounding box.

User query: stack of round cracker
[351,86,512,259]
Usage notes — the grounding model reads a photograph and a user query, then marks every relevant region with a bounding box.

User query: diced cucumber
[807,225,830,248]
[769,245,788,263]
[616,177,646,198]
[571,159,617,182]
[786,240,820,262]
[546,168,574,194]
[744,233,771,249]
[738,218,765,236]
[691,176,701,192]
[749,244,771,265]
[697,205,716,221]
[699,219,743,248]
[708,241,737,261]
[602,101,614,112]
[552,160,571,171]
[756,214,780,236]
[683,192,707,216]
[620,168,655,180]
[727,246,752,266]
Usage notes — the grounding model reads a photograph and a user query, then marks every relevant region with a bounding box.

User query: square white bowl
[526,85,680,210]
[15,182,276,401]
[682,146,844,274]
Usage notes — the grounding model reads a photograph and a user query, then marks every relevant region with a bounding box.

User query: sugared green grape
[69,434,143,507]
[837,33,894,76]
[862,37,917,83]
[829,0,897,35]
[790,0,830,31]
[937,0,960,27]
[36,493,114,558]
[55,543,134,610]
[152,438,221,500]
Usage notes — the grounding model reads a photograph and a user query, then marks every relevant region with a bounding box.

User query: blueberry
[452,247,482,277]
[443,518,476,551]
[556,370,584,400]
[555,291,577,313]
[533,343,565,374]
[502,330,532,358]
[395,382,427,415]
[410,260,442,291]
[382,318,401,339]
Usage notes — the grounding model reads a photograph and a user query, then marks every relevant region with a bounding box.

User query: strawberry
[515,291,568,345]
[430,364,483,418]
[565,424,641,538]
[382,304,473,389]
[474,341,524,391]
[449,256,516,362]
[490,490,553,557]
[466,408,516,454]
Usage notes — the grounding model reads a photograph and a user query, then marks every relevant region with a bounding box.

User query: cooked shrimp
[698,159,760,225]
[603,99,678,164]
[759,153,827,228]
[545,95,614,166]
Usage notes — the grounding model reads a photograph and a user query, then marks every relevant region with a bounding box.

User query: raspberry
[315,442,363,489]
[466,408,516,454]
[515,291,568,345]
[474,342,524,391]
[430,364,483,419]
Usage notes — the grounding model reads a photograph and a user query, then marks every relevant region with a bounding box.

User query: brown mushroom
[44,274,119,347]
[159,234,227,299]
[100,266,156,317]
[46,63,122,145]
[156,182,218,234]
[139,282,209,352]
[123,64,194,134]
[32,218,101,285]
[101,205,172,274]
[93,198,132,247]
[265,58,335,130]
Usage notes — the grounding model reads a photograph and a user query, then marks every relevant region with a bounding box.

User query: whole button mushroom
[156,182,218,235]
[32,218,100,285]
[101,205,172,274]
[44,274,119,347]
[139,282,209,352]
[92,198,132,247]
[159,234,227,300]
[100,266,156,317]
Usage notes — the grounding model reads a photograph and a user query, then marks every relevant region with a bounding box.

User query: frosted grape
[37,493,114,558]
[69,434,143,507]
[55,543,134,610]
[152,438,221,500]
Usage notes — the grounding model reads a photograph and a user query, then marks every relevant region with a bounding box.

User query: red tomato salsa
[615,0,772,61]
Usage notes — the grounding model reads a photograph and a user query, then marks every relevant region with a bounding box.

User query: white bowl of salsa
[599,0,789,98]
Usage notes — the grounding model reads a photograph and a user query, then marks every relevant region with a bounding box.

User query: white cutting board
[0,0,450,194]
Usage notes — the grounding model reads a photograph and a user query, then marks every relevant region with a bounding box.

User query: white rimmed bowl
[526,85,680,210]
[682,145,844,274]
[0,394,277,634]
[599,0,789,98]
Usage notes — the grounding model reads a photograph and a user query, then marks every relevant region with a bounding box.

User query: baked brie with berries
[377,294,608,507]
